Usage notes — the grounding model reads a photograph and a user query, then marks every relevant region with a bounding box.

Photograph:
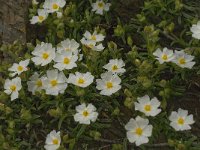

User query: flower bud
[114,25,125,37]
[89,131,101,140]
[112,107,120,116]
[124,89,132,97]
[168,139,175,147]
[124,97,134,109]
[127,36,133,47]
[108,41,117,50]
[48,108,62,118]
[20,109,32,120]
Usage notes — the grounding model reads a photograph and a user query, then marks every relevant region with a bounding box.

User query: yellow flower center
[112,65,118,71]
[17,66,24,71]
[78,78,85,84]
[36,80,42,87]
[179,58,186,65]
[63,57,70,64]
[42,52,49,60]
[52,3,59,10]
[144,105,151,112]
[106,82,113,89]
[98,2,104,8]
[51,80,58,87]
[162,54,168,60]
[135,127,143,136]
[82,110,89,117]
[10,85,16,91]
[52,138,59,145]
[91,35,96,40]
[38,16,44,21]
[177,117,185,125]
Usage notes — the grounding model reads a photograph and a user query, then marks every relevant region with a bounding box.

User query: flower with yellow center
[135,127,143,136]
[169,108,195,131]
[78,78,85,84]
[135,95,161,117]
[106,82,113,89]
[42,52,49,60]
[54,51,78,71]
[74,103,98,125]
[52,138,59,145]
[178,58,186,65]
[177,117,184,125]
[63,57,70,64]
[57,39,80,54]
[103,59,126,74]
[43,69,68,96]
[153,48,174,64]
[27,72,46,95]
[36,80,43,87]
[162,54,168,61]
[144,105,151,112]
[96,72,121,96]
[38,16,44,21]
[68,72,94,88]
[31,42,55,66]
[50,80,58,87]
[4,77,22,101]
[82,110,89,117]
[173,50,195,69]
[91,0,111,15]
[17,66,24,72]
[8,59,30,77]
[112,65,118,71]
[43,0,66,13]
[44,130,61,150]
[98,2,104,8]
[125,116,153,146]
[10,85,16,91]
[30,9,48,24]
[52,3,59,10]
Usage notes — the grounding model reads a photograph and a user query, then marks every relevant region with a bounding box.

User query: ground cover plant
[0,0,200,149]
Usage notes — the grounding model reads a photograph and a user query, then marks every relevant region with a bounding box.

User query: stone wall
[0,0,31,44]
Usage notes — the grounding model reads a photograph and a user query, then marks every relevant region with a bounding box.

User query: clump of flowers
[1,0,200,149]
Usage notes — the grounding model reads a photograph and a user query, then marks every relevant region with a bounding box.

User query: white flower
[169,108,195,131]
[27,72,46,94]
[8,59,30,77]
[153,48,174,64]
[134,95,161,117]
[74,103,98,124]
[103,59,126,74]
[80,31,105,51]
[92,0,111,15]
[53,51,78,71]
[125,116,153,146]
[68,72,94,88]
[96,72,121,96]
[81,40,105,51]
[57,39,80,55]
[44,130,61,150]
[190,21,200,40]
[32,0,39,5]
[82,31,105,43]
[43,69,68,95]
[30,9,48,24]
[43,0,66,13]
[4,77,22,101]
[173,50,195,69]
[31,42,56,66]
